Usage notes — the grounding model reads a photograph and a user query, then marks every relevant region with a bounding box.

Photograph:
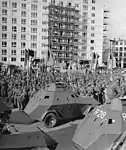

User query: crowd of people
[0,66,126,110]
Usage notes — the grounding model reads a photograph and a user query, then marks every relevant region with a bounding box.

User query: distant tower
[102,5,110,65]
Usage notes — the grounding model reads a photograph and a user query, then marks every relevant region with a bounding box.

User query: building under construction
[48,2,80,64]
[102,7,110,65]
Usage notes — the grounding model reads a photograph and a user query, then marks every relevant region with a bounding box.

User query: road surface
[45,120,80,150]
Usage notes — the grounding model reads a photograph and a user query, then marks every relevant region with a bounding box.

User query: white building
[0,0,49,66]
[0,0,104,66]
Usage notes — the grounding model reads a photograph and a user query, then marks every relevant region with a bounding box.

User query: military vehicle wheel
[44,113,58,128]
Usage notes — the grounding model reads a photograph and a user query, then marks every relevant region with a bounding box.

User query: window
[44,96,49,99]
[42,36,47,39]
[91,33,95,37]
[115,41,118,45]
[31,43,37,48]
[2,57,7,61]
[82,39,87,44]
[82,25,87,30]
[92,0,95,4]
[11,57,16,62]
[120,47,123,51]
[83,32,87,37]
[11,50,16,55]
[12,10,17,15]
[12,18,17,24]
[116,47,118,51]
[92,6,95,10]
[2,25,7,31]
[12,42,16,47]
[91,20,95,24]
[91,26,95,30]
[83,19,87,24]
[91,40,94,44]
[12,2,17,8]
[12,34,16,40]
[31,20,37,25]
[83,5,88,10]
[81,53,86,57]
[21,34,26,40]
[41,43,47,47]
[21,27,26,32]
[31,12,37,18]
[120,41,123,45]
[2,17,7,23]
[2,9,7,15]
[21,42,26,48]
[42,21,48,25]
[2,1,7,7]
[12,26,17,32]
[31,4,37,10]
[83,0,88,4]
[90,47,94,50]
[21,58,25,61]
[83,12,88,17]
[32,0,38,3]
[42,6,47,10]
[42,28,47,32]
[75,4,79,8]
[2,41,7,47]
[31,27,37,33]
[21,19,26,25]
[31,35,37,41]
[91,13,95,17]
[21,11,26,17]
[2,49,7,55]
[2,33,7,39]
[21,3,26,9]
[21,50,25,55]
[124,47,126,51]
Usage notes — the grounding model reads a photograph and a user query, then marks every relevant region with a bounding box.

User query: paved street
[45,120,80,150]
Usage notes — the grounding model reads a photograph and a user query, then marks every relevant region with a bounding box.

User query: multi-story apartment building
[114,39,126,68]
[0,0,104,66]
[102,6,110,65]
[0,0,49,66]
[80,0,104,66]
[48,1,81,64]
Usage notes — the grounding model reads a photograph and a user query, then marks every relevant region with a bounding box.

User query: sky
[97,0,126,39]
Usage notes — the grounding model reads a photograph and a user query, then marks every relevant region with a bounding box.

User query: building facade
[0,0,104,66]
[48,1,81,64]
[0,0,49,66]
[78,0,104,66]
[114,39,126,68]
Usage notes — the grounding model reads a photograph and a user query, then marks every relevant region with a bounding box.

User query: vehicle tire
[44,113,58,128]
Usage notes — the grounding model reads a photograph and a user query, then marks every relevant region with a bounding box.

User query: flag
[107,52,116,70]
[121,58,123,68]
[91,52,99,71]
[24,49,29,67]
[46,49,54,66]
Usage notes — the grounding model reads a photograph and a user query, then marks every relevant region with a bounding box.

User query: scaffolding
[48,3,81,65]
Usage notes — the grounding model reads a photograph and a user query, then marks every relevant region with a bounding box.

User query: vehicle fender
[42,110,61,121]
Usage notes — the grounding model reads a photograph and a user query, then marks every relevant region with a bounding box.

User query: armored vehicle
[10,82,99,128]
[0,101,58,150]
[72,97,126,150]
